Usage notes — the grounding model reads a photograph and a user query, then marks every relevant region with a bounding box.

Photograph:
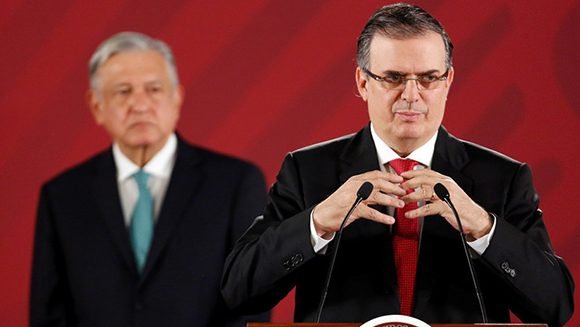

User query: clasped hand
[312,169,492,240]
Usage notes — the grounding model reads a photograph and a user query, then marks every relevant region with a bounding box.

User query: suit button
[500,261,516,277]
[283,252,304,271]
[291,254,304,266]
[501,262,509,270]
[501,261,512,274]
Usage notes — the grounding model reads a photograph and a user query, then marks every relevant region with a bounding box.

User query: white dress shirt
[113,134,177,226]
[310,124,495,255]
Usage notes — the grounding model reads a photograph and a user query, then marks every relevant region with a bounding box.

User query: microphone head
[357,181,373,200]
[434,183,450,201]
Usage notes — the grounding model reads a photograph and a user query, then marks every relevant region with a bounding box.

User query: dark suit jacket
[221,125,574,326]
[30,137,269,327]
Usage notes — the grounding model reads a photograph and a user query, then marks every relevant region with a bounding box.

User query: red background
[0,0,578,325]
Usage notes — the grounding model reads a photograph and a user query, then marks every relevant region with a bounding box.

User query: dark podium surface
[249,323,547,327]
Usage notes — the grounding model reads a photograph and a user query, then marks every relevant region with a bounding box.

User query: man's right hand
[312,170,406,239]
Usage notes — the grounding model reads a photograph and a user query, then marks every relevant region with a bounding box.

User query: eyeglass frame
[362,67,450,91]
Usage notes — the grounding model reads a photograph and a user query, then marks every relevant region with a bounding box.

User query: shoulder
[42,148,111,191]
[461,138,524,169]
[291,133,356,159]
[177,138,263,177]
[441,128,525,170]
[285,125,371,167]
[284,126,372,169]
[273,126,372,178]
[444,132,532,187]
[272,133,358,177]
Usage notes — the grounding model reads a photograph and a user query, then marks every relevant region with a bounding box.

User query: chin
[124,133,162,148]
[394,125,424,139]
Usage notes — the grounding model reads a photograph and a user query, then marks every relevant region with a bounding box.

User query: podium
[249,313,547,326]
[249,324,547,327]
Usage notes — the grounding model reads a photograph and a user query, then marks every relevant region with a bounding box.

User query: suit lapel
[414,127,473,316]
[140,139,204,281]
[338,125,381,184]
[431,127,472,192]
[335,125,399,294]
[92,150,137,273]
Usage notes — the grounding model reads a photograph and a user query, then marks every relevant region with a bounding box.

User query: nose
[400,79,420,103]
[128,89,152,112]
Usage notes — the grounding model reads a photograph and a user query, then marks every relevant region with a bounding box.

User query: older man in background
[30,32,269,327]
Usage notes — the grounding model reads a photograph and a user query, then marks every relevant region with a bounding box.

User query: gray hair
[89,31,179,90]
[357,3,454,71]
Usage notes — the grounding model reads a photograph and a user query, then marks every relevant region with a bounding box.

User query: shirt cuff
[310,208,335,254]
[467,213,497,255]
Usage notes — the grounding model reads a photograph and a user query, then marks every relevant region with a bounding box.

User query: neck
[388,139,424,158]
[379,132,436,158]
[119,145,157,168]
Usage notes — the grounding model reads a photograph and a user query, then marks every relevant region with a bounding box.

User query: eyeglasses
[363,68,449,91]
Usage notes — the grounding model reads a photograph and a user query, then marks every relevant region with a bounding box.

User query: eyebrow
[381,69,443,76]
[111,82,131,89]
[110,80,163,88]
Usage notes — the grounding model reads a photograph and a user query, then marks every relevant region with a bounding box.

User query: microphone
[434,183,488,323]
[315,181,373,323]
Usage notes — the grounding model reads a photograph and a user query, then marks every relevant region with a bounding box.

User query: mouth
[130,121,154,128]
[394,111,423,122]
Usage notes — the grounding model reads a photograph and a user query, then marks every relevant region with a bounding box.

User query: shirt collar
[113,133,178,182]
[370,123,437,167]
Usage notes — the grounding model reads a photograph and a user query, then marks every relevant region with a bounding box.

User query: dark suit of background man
[221,3,574,326]
[30,32,269,327]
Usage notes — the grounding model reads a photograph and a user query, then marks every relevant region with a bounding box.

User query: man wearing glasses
[221,3,574,326]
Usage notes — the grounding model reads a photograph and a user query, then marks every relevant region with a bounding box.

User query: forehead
[368,31,447,73]
[96,50,171,85]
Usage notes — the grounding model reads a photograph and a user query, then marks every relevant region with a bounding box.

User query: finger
[355,204,396,225]
[401,174,436,190]
[366,190,405,208]
[370,178,406,197]
[405,202,442,218]
[400,191,427,203]
[355,170,404,183]
[421,184,437,201]
[400,168,441,179]
[400,184,437,203]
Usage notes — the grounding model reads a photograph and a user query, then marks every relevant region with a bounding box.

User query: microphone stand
[434,183,488,323]
[315,181,373,323]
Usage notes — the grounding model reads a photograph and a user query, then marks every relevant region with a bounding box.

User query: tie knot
[388,159,418,175]
[133,170,149,189]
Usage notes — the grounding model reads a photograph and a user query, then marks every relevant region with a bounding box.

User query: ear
[443,67,454,100]
[173,84,184,117]
[86,89,104,125]
[446,67,454,87]
[174,84,184,107]
[355,67,368,101]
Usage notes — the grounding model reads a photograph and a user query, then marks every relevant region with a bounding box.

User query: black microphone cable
[434,183,488,323]
[315,181,373,323]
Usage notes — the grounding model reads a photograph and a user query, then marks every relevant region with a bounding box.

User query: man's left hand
[400,169,492,240]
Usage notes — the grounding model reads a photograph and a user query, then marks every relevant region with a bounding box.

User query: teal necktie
[130,170,154,273]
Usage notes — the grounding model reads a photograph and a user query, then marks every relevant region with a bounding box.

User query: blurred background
[0,0,578,325]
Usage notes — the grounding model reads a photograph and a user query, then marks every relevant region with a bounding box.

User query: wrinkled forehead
[95,50,173,86]
[368,31,447,73]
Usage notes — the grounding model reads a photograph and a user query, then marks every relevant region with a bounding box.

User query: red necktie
[389,158,419,316]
